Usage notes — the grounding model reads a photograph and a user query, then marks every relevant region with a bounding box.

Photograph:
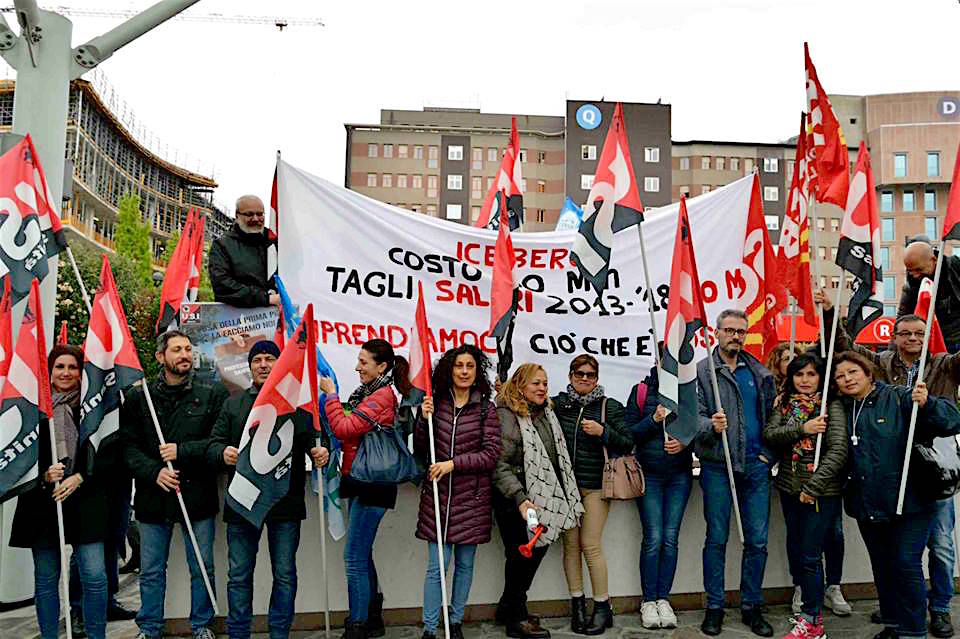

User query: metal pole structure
[806,195,827,357]
[45,417,72,639]
[316,437,330,639]
[788,295,797,358]
[426,412,452,639]
[897,243,945,514]
[139,379,219,614]
[637,221,661,367]
[813,283,843,470]
[66,246,92,314]
[705,349,745,543]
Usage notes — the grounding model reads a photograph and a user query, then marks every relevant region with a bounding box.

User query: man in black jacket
[121,330,228,639]
[206,340,329,639]
[209,195,279,308]
[899,241,960,352]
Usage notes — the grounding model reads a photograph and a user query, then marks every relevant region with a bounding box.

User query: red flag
[659,196,708,445]
[187,211,205,302]
[943,141,960,241]
[489,195,519,381]
[475,117,524,230]
[79,255,145,450]
[273,309,285,350]
[57,320,68,345]
[226,303,320,528]
[778,114,817,325]
[743,174,788,361]
[916,278,947,355]
[0,277,12,394]
[156,208,198,334]
[0,279,52,502]
[571,102,645,295]
[805,43,849,209]
[408,281,433,398]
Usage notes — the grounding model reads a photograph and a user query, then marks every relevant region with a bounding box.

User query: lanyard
[851,398,867,446]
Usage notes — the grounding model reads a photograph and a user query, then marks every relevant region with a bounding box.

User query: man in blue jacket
[695,309,776,637]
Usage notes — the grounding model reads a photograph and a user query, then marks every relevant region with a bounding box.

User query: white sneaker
[656,599,678,629]
[641,601,661,629]
[792,586,802,614]
[824,584,852,616]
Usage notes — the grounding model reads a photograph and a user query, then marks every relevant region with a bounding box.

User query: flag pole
[705,348,745,543]
[806,196,827,357]
[316,437,331,639]
[426,410,452,639]
[139,380,219,614]
[896,242,945,514]
[813,282,843,469]
[637,222,661,367]
[788,295,797,358]
[65,246,92,314]
[45,422,73,639]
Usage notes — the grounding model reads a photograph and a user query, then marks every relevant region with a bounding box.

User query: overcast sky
[5,0,958,216]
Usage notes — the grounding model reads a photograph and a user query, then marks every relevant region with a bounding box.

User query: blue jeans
[824,508,844,586]
[33,543,107,639]
[422,543,477,632]
[780,492,840,621]
[136,518,216,636]
[860,511,935,637]
[928,498,957,613]
[69,480,132,614]
[700,460,770,610]
[638,470,693,602]
[344,500,387,623]
[226,519,301,639]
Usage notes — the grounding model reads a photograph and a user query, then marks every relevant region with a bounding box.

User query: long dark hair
[781,352,825,398]
[361,339,412,396]
[432,344,492,402]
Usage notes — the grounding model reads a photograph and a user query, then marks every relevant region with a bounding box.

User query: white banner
[277,160,758,403]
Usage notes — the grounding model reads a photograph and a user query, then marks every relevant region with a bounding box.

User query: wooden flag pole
[705,349,745,543]
[813,283,843,469]
[896,242,945,514]
[806,195,827,357]
[45,421,73,639]
[426,410,452,639]
[316,437,331,639]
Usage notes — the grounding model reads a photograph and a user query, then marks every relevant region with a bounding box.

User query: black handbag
[911,436,960,502]
[349,409,422,486]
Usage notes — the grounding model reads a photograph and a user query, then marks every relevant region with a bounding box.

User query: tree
[114,193,153,290]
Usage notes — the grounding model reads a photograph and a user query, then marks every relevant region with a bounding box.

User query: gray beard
[237,223,262,234]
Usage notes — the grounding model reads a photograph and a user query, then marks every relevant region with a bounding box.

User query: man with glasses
[209,195,279,308]
[899,239,960,353]
[695,309,776,637]
[821,291,960,637]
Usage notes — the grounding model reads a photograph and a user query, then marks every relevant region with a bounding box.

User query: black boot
[570,596,588,634]
[450,623,465,639]
[583,600,613,636]
[741,608,773,638]
[343,621,368,639]
[366,593,385,638]
[701,609,724,636]
[931,612,955,639]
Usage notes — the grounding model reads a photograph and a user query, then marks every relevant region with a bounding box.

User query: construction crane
[0,5,324,30]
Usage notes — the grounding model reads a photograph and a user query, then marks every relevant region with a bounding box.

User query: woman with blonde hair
[493,363,584,639]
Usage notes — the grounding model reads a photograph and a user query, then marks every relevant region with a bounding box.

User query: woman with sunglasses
[552,354,633,634]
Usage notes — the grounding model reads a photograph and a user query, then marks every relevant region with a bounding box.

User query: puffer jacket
[552,391,632,489]
[413,391,501,544]
[626,367,693,476]
[209,223,276,308]
[842,382,960,522]
[763,397,848,498]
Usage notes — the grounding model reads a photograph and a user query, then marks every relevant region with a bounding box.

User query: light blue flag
[275,276,346,541]
[555,196,584,231]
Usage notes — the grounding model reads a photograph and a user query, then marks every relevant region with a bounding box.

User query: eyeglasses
[895,331,925,339]
[719,327,747,337]
[571,370,598,380]
[237,210,265,218]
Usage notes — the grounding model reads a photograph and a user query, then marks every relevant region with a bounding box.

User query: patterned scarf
[566,384,605,407]
[347,369,394,412]
[784,393,820,474]
[52,390,80,473]
[518,405,584,547]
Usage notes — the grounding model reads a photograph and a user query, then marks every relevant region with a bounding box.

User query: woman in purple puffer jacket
[414,344,502,639]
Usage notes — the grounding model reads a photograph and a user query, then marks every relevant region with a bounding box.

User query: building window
[763,186,779,201]
[447,145,463,161]
[519,149,528,163]
[520,178,527,192]
[903,191,915,212]
[817,217,825,231]
[411,204,421,213]
[367,143,378,158]
[765,215,779,231]
[882,218,895,242]
[427,175,438,197]
[412,174,423,189]
[679,157,690,170]
[488,147,498,162]
[383,144,393,159]
[537,151,547,164]
[763,157,779,173]
[471,176,482,199]
[731,158,740,172]
[414,145,424,160]
[535,209,545,223]
[926,217,939,240]
[581,174,594,190]
[397,174,407,189]
[537,180,546,194]
[820,276,828,289]
[884,304,896,316]
[486,176,494,191]
[831,276,840,289]
[925,189,937,212]
[928,152,941,177]
[716,157,725,171]
[883,276,896,300]
[471,206,481,222]
[744,158,754,174]
[701,157,711,170]
[881,191,893,213]
[447,174,463,190]
[426,204,437,216]
[472,148,483,170]
[879,246,890,271]
[786,160,795,182]
[644,147,660,163]
[382,174,392,188]
[894,153,907,178]
[398,144,408,159]
[831,247,838,260]
[366,173,377,187]
[679,185,690,197]
[830,218,839,232]
[701,185,711,194]
[644,176,660,192]
[818,246,826,260]
[446,204,462,220]
[580,145,596,160]
[428,146,439,168]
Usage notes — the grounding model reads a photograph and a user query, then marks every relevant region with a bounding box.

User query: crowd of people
[20,198,960,639]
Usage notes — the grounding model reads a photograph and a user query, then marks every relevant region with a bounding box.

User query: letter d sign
[939,97,959,118]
